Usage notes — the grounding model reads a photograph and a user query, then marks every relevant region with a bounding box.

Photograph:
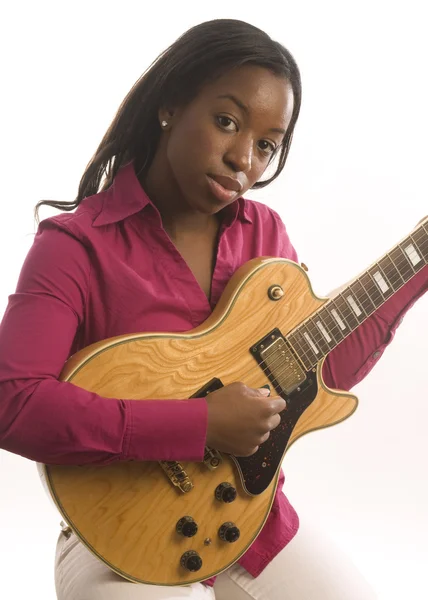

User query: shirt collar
[92,160,252,227]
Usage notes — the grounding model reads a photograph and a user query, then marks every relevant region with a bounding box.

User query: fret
[357,272,383,309]
[300,319,322,358]
[316,316,337,350]
[400,235,425,273]
[372,261,395,297]
[367,264,394,302]
[338,291,363,329]
[284,221,427,372]
[307,316,331,355]
[299,324,322,362]
[285,334,307,370]
[348,278,376,316]
[329,295,355,332]
[364,270,384,308]
[317,305,345,345]
[379,253,404,290]
[410,230,428,263]
[314,308,341,349]
[389,246,414,282]
[329,296,352,334]
[422,223,428,259]
[287,330,314,371]
[398,237,419,275]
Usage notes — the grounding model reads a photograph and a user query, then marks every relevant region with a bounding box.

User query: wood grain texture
[42,257,358,585]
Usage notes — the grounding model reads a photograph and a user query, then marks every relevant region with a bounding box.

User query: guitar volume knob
[218,521,240,543]
[215,482,237,503]
[180,550,202,572]
[176,516,198,537]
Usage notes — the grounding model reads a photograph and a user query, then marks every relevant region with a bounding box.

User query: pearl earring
[161,120,168,127]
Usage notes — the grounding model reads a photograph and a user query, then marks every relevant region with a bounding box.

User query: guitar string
[250,236,428,381]
[256,252,428,381]
[193,235,427,396]
[276,236,428,368]
[274,236,428,369]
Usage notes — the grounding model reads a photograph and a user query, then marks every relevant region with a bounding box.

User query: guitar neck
[287,219,428,371]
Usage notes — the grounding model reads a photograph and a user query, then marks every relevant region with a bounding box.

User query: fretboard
[287,219,428,371]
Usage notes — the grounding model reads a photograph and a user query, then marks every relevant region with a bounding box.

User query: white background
[1,1,427,598]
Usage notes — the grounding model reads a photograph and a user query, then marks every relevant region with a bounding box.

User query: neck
[139,149,215,238]
[287,218,428,371]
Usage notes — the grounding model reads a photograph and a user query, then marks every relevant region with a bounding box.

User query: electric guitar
[38,217,427,586]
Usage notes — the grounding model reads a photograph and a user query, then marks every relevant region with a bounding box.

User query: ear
[158,107,174,127]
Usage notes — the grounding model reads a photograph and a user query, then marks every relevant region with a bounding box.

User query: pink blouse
[0,161,426,585]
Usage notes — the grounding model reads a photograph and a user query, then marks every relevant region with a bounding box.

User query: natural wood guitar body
[41,258,358,585]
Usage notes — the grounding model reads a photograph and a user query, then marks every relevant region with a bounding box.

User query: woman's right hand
[205,382,286,457]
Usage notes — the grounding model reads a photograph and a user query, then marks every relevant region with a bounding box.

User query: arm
[322,266,427,391]
[0,222,207,465]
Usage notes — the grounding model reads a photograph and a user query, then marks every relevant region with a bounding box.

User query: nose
[224,134,253,174]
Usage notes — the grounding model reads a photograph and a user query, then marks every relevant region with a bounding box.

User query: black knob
[180,550,203,572]
[218,522,240,543]
[176,516,198,537]
[215,482,237,503]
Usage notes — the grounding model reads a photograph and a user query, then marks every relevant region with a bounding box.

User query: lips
[208,174,243,193]
[206,176,239,203]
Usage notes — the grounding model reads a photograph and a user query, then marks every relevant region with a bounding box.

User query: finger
[260,431,271,444]
[269,413,282,430]
[253,386,271,397]
[268,397,287,413]
[235,445,259,457]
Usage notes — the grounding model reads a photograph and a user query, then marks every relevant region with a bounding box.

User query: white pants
[55,518,377,599]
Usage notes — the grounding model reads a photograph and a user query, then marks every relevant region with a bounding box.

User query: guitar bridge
[203,446,222,470]
[159,461,193,493]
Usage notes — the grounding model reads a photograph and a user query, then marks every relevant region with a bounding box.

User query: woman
[0,18,426,600]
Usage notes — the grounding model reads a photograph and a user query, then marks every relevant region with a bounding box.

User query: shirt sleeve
[272,211,428,391]
[0,221,207,465]
[322,264,427,391]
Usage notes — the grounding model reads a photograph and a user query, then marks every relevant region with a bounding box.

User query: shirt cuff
[374,264,427,330]
[348,269,427,387]
[123,398,208,462]
[322,266,427,392]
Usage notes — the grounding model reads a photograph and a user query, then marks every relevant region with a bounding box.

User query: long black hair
[35,19,301,221]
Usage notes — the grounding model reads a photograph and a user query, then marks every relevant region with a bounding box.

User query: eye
[258,140,277,155]
[216,115,238,131]
[216,116,278,157]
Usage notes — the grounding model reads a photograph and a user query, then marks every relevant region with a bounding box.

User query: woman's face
[157,64,294,216]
